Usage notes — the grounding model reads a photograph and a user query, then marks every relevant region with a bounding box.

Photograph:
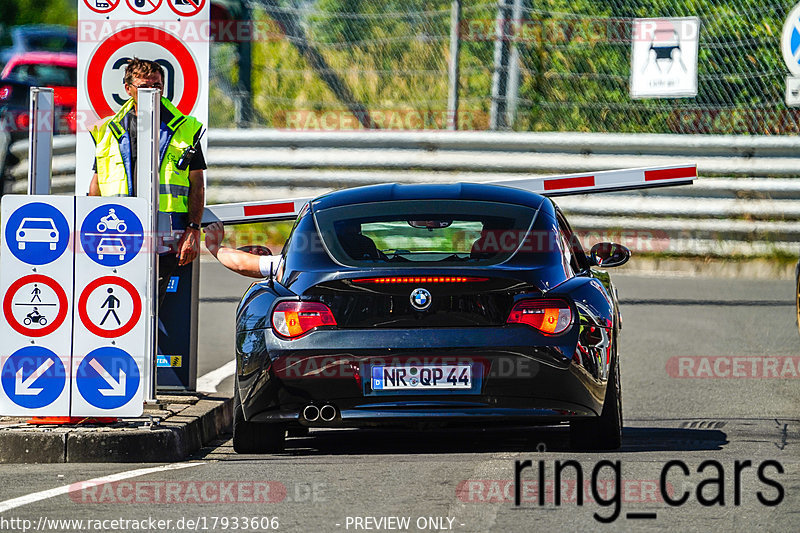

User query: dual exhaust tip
[302,404,337,422]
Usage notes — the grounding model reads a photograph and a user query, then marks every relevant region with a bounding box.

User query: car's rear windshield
[313,199,541,267]
[25,35,77,53]
[6,64,76,86]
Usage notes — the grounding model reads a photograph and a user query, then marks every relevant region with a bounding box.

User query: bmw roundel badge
[410,287,432,311]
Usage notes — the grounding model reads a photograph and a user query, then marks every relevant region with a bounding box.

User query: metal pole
[447,0,462,130]
[490,0,512,130]
[136,88,160,403]
[27,87,54,195]
[505,0,524,129]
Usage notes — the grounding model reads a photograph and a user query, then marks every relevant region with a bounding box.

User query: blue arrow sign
[1,347,66,408]
[4,202,71,265]
[76,347,140,409]
[80,204,144,267]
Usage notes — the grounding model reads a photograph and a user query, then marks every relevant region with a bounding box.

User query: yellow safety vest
[90,97,203,213]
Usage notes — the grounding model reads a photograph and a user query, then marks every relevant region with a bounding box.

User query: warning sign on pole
[75,0,209,195]
[0,196,75,416]
[630,17,700,99]
[72,196,149,417]
[1,196,150,417]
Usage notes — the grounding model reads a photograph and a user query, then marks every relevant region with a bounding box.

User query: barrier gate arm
[201,163,696,225]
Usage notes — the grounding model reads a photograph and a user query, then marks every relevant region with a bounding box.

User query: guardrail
[5,131,800,257]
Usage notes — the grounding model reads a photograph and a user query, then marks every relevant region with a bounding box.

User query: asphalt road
[0,264,797,533]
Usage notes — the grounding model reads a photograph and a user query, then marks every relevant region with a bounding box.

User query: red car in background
[1,51,77,133]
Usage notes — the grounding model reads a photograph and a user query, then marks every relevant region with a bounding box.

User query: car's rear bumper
[237,326,608,424]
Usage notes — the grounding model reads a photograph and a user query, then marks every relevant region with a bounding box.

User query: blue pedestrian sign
[1,347,66,409]
[79,204,144,267]
[3,202,71,265]
[76,347,140,409]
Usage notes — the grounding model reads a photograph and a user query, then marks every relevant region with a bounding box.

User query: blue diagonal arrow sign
[76,347,140,409]
[1,347,66,408]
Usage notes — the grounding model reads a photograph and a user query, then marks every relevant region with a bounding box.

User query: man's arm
[204,222,266,278]
[176,168,205,266]
[89,173,100,196]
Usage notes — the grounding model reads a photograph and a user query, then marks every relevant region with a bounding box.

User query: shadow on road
[199,425,728,459]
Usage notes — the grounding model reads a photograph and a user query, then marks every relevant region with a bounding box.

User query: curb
[0,394,232,463]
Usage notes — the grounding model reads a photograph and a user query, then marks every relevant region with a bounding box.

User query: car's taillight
[16,112,29,130]
[507,298,572,335]
[0,85,11,100]
[272,301,337,339]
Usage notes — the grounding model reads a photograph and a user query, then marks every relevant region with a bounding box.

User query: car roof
[3,51,77,67]
[310,182,548,212]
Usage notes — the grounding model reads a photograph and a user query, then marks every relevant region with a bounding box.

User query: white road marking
[196,359,236,393]
[0,462,204,514]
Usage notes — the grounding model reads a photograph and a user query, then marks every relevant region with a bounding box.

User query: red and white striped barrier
[492,164,696,196]
[202,164,696,225]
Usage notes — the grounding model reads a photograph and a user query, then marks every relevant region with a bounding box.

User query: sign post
[137,88,160,403]
[77,0,209,393]
[27,87,54,195]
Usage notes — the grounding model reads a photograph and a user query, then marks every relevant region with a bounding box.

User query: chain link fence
[209,0,799,134]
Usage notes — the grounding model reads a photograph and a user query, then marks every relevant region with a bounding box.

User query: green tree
[0,0,77,30]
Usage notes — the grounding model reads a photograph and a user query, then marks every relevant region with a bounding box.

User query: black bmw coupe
[232,182,631,453]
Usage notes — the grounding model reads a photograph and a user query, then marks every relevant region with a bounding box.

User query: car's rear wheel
[570,352,622,450]
[232,385,285,454]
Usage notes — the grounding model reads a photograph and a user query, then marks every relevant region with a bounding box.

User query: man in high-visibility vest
[89,57,205,304]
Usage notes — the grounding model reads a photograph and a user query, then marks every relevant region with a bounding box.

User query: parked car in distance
[1,52,77,133]
[0,25,77,67]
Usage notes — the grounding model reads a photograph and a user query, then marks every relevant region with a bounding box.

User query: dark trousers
[157,253,179,307]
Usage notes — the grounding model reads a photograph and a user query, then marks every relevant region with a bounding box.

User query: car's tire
[570,351,623,451]
[232,386,285,454]
[18,242,24,250]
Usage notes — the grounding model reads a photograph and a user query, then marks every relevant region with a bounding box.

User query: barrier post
[27,87,54,195]
[136,88,160,403]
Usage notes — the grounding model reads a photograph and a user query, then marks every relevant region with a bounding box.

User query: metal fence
[7,131,800,257]
[209,0,800,134]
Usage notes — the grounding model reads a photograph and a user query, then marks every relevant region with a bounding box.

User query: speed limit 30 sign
[76,0,209,195]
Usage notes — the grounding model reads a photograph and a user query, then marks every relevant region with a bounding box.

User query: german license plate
[371,365,472,391]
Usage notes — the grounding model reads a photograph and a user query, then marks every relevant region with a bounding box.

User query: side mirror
[237,245,272,256]
[589,242,630,268]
